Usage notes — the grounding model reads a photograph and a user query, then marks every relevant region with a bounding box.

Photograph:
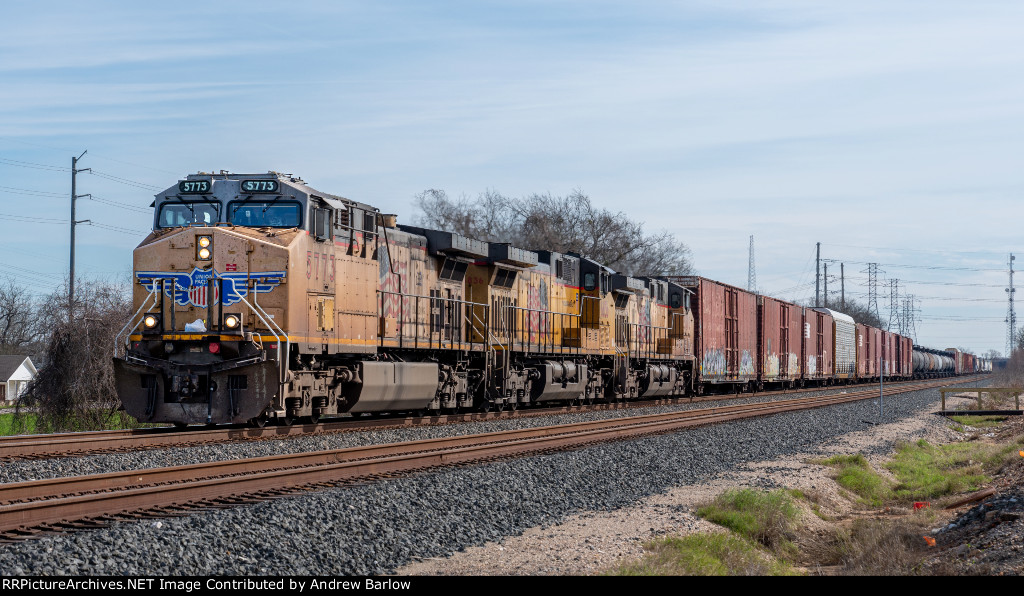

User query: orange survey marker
[923,536,936,547]
[1019,450,1024,457]
[913,502,930,510]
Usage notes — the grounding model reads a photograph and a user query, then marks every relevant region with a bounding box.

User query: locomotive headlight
[197,236,212,260]
[224,314,241,329]
[143,313,161,330]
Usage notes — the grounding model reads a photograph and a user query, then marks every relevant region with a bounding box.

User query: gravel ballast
[0,385,973,575]
[0,385,920,485]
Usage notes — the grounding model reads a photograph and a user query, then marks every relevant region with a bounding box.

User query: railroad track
[0,376,982,462]
[0,376,978,541]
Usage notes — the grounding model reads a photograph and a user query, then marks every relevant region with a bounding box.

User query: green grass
[819,454,892,506]
[610,533,797,576]
[948,415,1008,429]
[0,412,37,436]
[0,410,161,436]
[695,489,800,555]
[885,439,1019,501]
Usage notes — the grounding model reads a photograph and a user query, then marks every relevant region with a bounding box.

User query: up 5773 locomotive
[113,172,981,426]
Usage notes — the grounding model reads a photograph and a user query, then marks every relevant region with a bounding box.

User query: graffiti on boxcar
[740,350,755,377]
[806,356,817,377]
[765,353,780,379]
[701,348,726,378]
[788,353,800,377]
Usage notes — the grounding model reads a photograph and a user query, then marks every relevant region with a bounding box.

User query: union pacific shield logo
[137,268,286,308]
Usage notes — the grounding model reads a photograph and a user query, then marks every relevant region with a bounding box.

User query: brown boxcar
[880,332,897,377]
[758,296,803,386]
[684,277,758,387]
[898,336,913,379]
[856,323,876,379]
[803,308,834,382]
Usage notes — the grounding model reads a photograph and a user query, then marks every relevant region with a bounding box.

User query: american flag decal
[187,283,220,308]
[137,267,286,308]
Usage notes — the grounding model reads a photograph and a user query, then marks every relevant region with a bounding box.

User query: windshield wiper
[261,195,283,213]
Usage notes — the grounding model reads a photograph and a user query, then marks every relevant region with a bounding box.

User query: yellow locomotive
[114,172,695,426]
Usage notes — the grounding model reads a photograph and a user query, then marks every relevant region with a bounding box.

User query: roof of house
[0,355,32,381]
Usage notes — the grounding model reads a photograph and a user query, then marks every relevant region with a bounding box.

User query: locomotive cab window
[583,272,597,291]
[227,201,301,228]
[670,292,682,309]
[157,202,220,228]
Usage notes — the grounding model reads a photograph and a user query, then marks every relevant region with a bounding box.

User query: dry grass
[610,533,797,576]
[825,517,936,575]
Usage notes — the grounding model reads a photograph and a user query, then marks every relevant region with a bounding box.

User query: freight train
[113,172,988,426]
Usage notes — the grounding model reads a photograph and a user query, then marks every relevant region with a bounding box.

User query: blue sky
[1,1,1022,355]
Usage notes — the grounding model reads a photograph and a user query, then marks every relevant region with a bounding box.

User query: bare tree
[413,188,695,276]
[809,298,886,329]
[0,278,41,355]
[16,277,133,432]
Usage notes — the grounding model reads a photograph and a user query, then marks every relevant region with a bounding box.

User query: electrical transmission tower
[747,235,757,293]
[1007,254,1017,356]
[862,263,881,323]
[902,295,919,343]
[888,279,901,332]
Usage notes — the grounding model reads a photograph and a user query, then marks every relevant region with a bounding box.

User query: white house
[0,355,37,405]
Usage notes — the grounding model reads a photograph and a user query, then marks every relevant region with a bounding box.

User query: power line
[0,185,65,197]
[87,195,151,214]
[823,242,1017,257]
[86,170,161,191]
[0,157,69,172]
[827,258,1003,273]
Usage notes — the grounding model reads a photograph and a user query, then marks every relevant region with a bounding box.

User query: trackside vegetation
[609,489,801,576]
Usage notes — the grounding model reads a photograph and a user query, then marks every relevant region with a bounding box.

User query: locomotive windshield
[228,201,301,228]
[157,202,220,228]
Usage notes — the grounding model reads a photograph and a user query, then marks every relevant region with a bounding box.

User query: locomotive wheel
[302,414,320,424]
[173,422,189,430]
[278,416,296,427]
[247,417,267,428]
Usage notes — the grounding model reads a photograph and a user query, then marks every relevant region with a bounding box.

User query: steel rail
[0,376,986,461]
[0,376,977,536]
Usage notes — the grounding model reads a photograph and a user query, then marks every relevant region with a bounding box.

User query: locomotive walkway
[0,376,979,541]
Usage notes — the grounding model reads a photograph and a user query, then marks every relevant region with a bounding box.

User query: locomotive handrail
[377,289,489,351]
[113,288,160,358]
[233,292,286,380]
[236,274,290,385]
[502,302,582,355]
